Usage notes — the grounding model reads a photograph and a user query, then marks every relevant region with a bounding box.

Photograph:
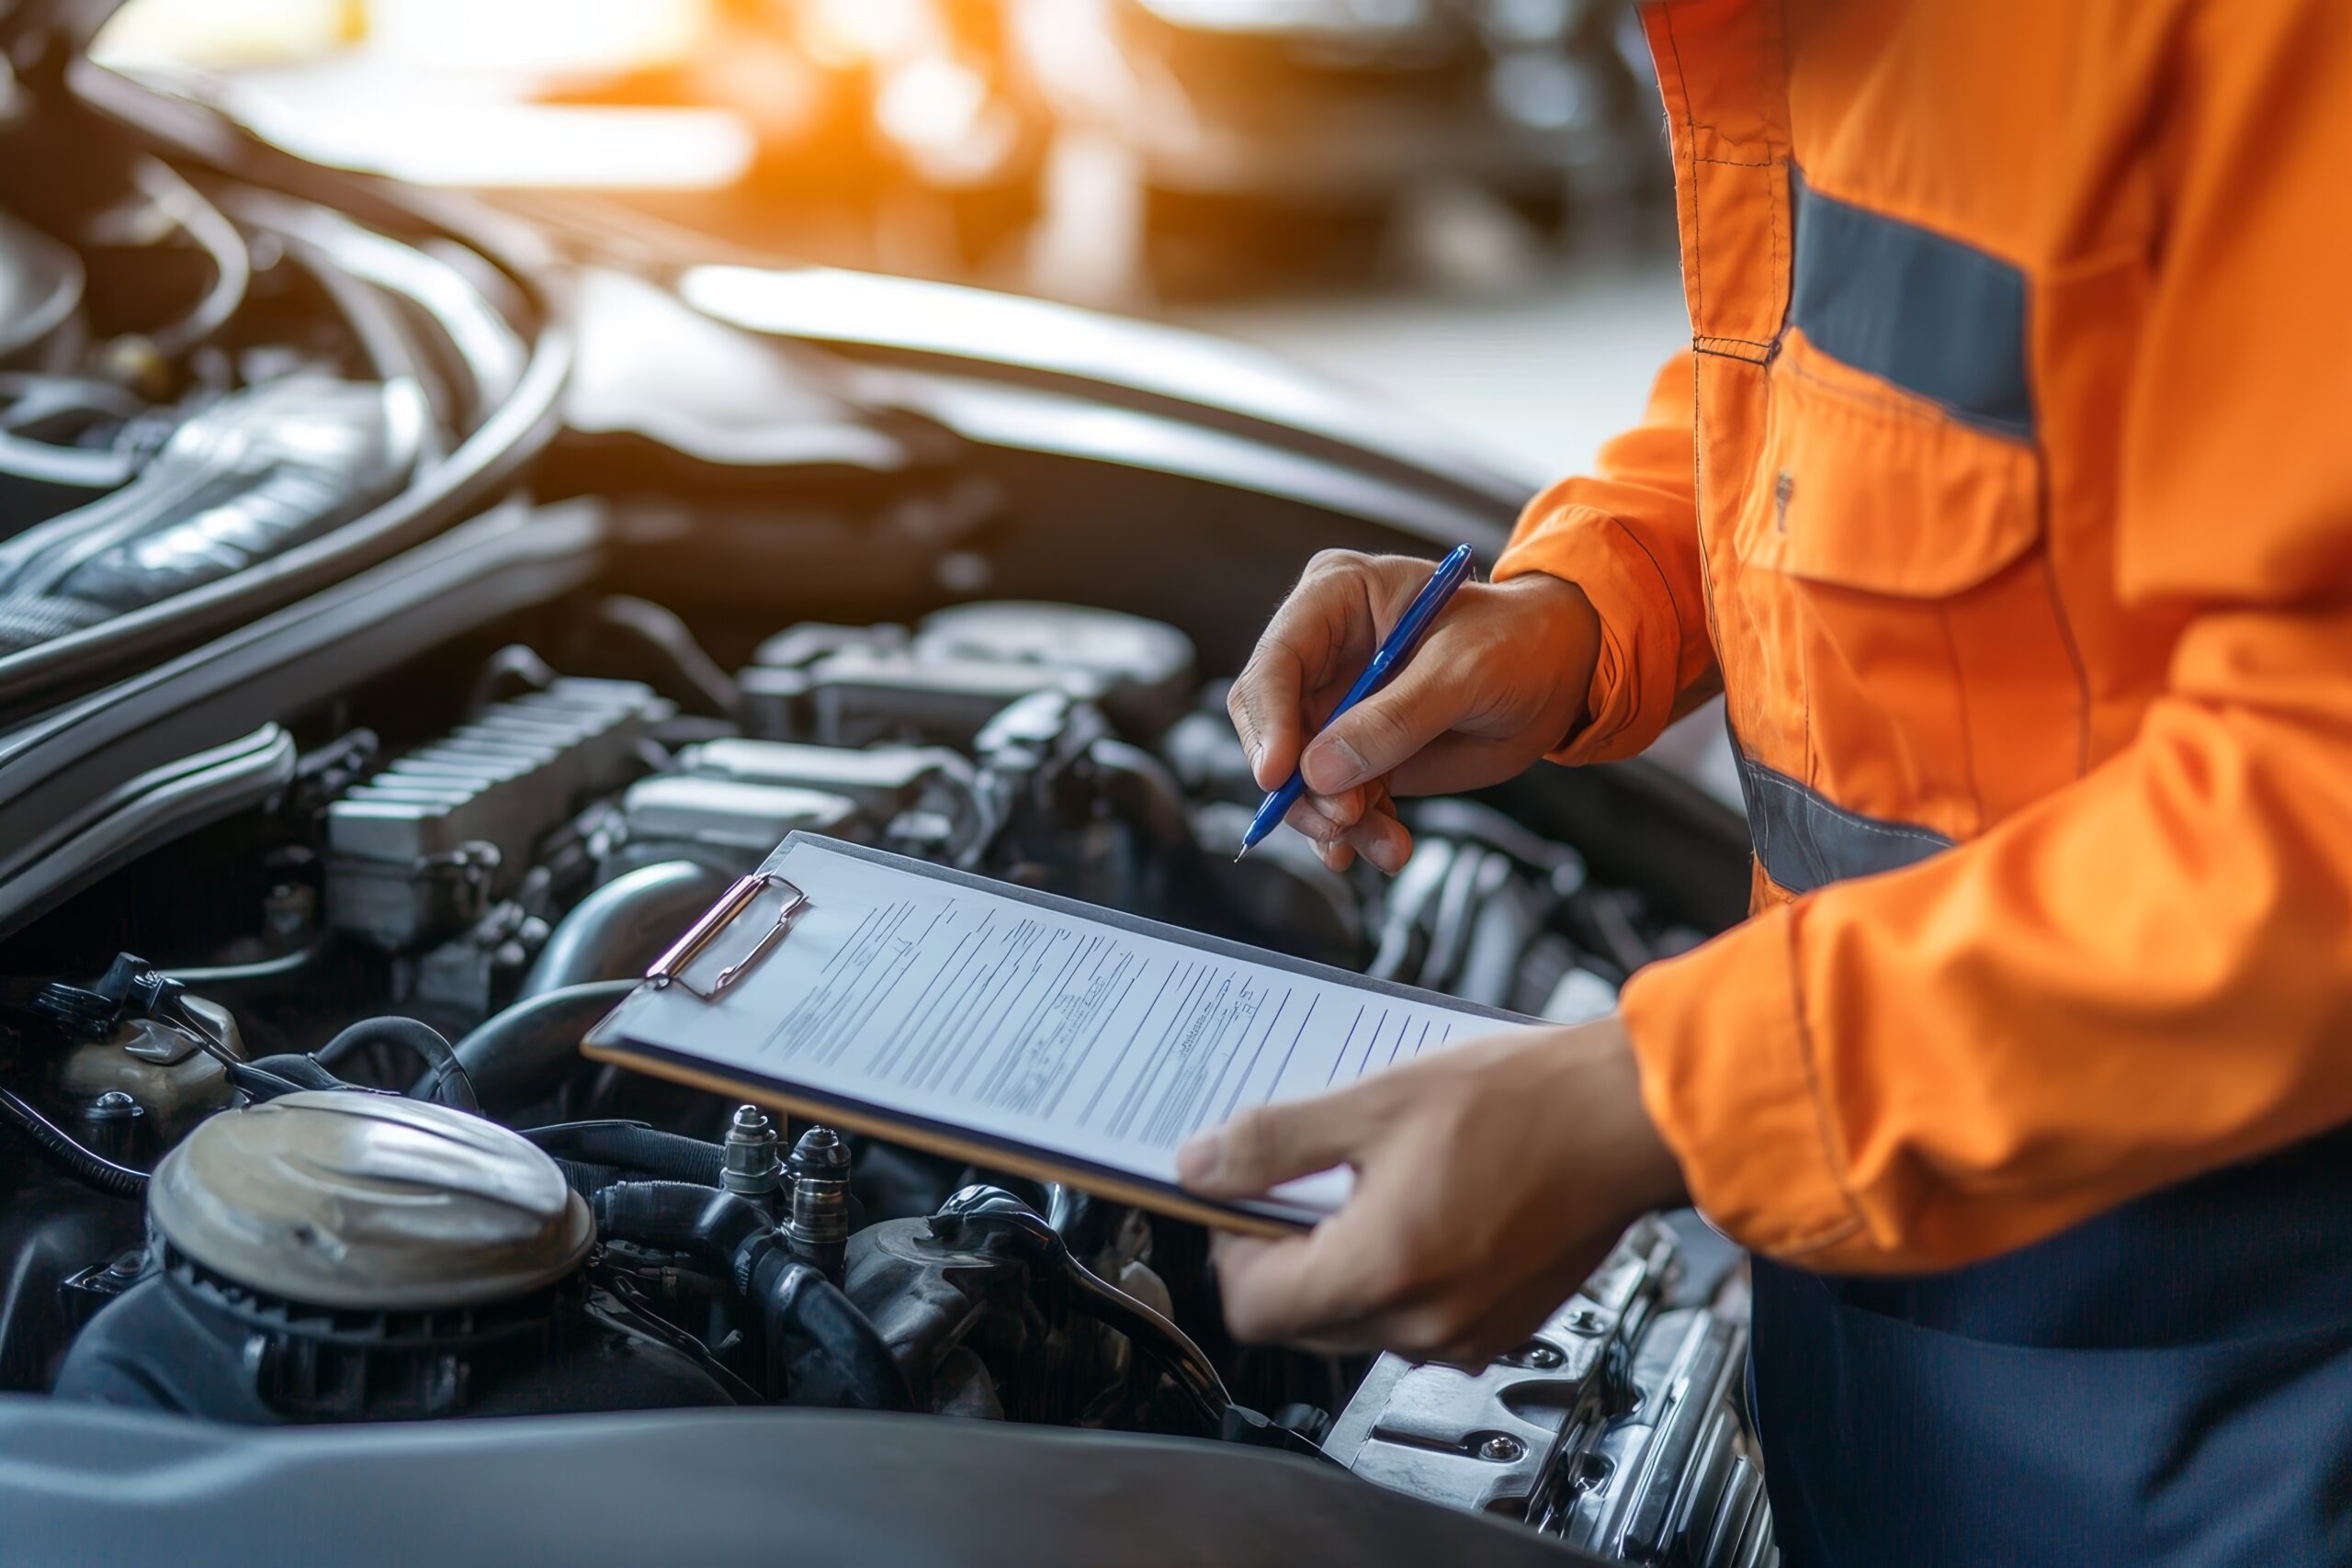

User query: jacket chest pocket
[1718,332,2079,853]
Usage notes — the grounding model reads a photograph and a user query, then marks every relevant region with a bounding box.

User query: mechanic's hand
[1227,551,1600,874]
[1176,1015,1685,1362]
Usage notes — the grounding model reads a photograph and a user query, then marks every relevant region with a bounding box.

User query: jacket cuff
[1617,902,1869,1259]
[1492,503,1684,766]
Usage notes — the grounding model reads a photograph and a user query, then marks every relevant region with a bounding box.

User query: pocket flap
[1741,333,2042,598]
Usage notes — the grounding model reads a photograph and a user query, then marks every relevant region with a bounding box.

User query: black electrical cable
[933,1187,1230,1429]
[0,1085,146,1197]
[143,987,313,1103]
[163,941,328,989]
[319,1016,478,1112]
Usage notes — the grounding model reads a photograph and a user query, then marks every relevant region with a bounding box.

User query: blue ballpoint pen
[1236,543,1478,861]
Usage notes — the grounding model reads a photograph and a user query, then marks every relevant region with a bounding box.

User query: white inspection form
[587,835,1535,1226]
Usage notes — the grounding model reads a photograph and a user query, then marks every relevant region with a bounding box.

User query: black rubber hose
[246,1054,350,1093]
[320,1016,478,1111]
[593,1181,911,1413]
[553,1157,625,1198]
[0,1085,146,1197]
[593,596,742,719]
[763,1259,913,1415]
[594,1179,765,1263]
[523,1121,724,1186]
[519,861,734,999]
[433,979,636,1117]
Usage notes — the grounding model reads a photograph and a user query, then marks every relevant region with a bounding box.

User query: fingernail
[1366,835,1408,875]
[1177,1131,1223,1185]
[1303,736,1366,794]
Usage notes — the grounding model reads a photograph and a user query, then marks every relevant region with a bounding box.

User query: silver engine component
[619,775,862,864]
[912,601,1197,736]
[613,739,983,874]
[742,602,1197,746]
[325,677,672,947]
[1326,1217,1776,1566]
[148,1091,592,1309]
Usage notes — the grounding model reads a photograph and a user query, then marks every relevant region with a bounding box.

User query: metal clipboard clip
[644,872,811,1003]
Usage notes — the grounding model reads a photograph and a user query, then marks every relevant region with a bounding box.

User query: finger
[1177,1087,1378,1198]
[1215,1207,1515,1358]
[1338,806,1412,875]
[1229,560,1372,789]
[1207,1213,1411,1346]
[1227,642,1306,791]
[1301,635,1483,795]
[1298,792,1408,873]
[1425,1259,1608,1365]
[1284,785,1366,840]
[1329,782,1409,873]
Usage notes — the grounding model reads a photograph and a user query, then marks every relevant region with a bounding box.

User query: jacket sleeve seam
[1528,502,1689,687]
[1498,502,1692,756]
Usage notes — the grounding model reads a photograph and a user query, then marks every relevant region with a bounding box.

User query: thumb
[1301,647,1477,795]
[1178,1089,1376,1199]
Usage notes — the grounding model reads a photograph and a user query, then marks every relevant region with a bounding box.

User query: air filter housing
[52,1093,741,1422]
[147,1091,592,1309]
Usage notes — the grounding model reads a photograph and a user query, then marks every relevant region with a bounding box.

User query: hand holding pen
[1226,547,1604,874]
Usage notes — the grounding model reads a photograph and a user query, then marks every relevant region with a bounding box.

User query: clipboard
[583,833,1539,1236]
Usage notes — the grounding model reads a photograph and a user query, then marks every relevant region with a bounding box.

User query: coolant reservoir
[53,997,243,1146]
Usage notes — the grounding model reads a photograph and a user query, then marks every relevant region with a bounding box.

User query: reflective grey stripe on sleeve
[1732,743,1953,895]
[1789,169,2034,441]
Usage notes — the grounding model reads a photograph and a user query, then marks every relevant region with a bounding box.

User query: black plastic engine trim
[0,499,607,933]
[0,1398,1607,1568]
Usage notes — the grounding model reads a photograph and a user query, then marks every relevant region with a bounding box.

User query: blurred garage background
[88,0,1728,795]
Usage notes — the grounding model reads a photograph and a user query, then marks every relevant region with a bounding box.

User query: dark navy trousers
[1750,1125,2352,1565]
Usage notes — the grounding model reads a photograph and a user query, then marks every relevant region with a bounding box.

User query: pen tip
[1233,846,1250,863]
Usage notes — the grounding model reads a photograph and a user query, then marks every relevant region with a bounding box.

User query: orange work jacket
[1496,0,2352,1273]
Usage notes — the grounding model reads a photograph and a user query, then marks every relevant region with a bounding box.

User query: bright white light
[367,0,707,73]
[232,96,755,188]
[874,57,1018,185]
[803,0,933,64]
[96,0,351,68]
[1133,0,1430,36]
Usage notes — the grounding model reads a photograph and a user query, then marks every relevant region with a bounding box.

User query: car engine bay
[0,596,1769,1562]
[0,32,1773,1565]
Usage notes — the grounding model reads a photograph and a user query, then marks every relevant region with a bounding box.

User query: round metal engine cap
[149,1090,593,1310]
